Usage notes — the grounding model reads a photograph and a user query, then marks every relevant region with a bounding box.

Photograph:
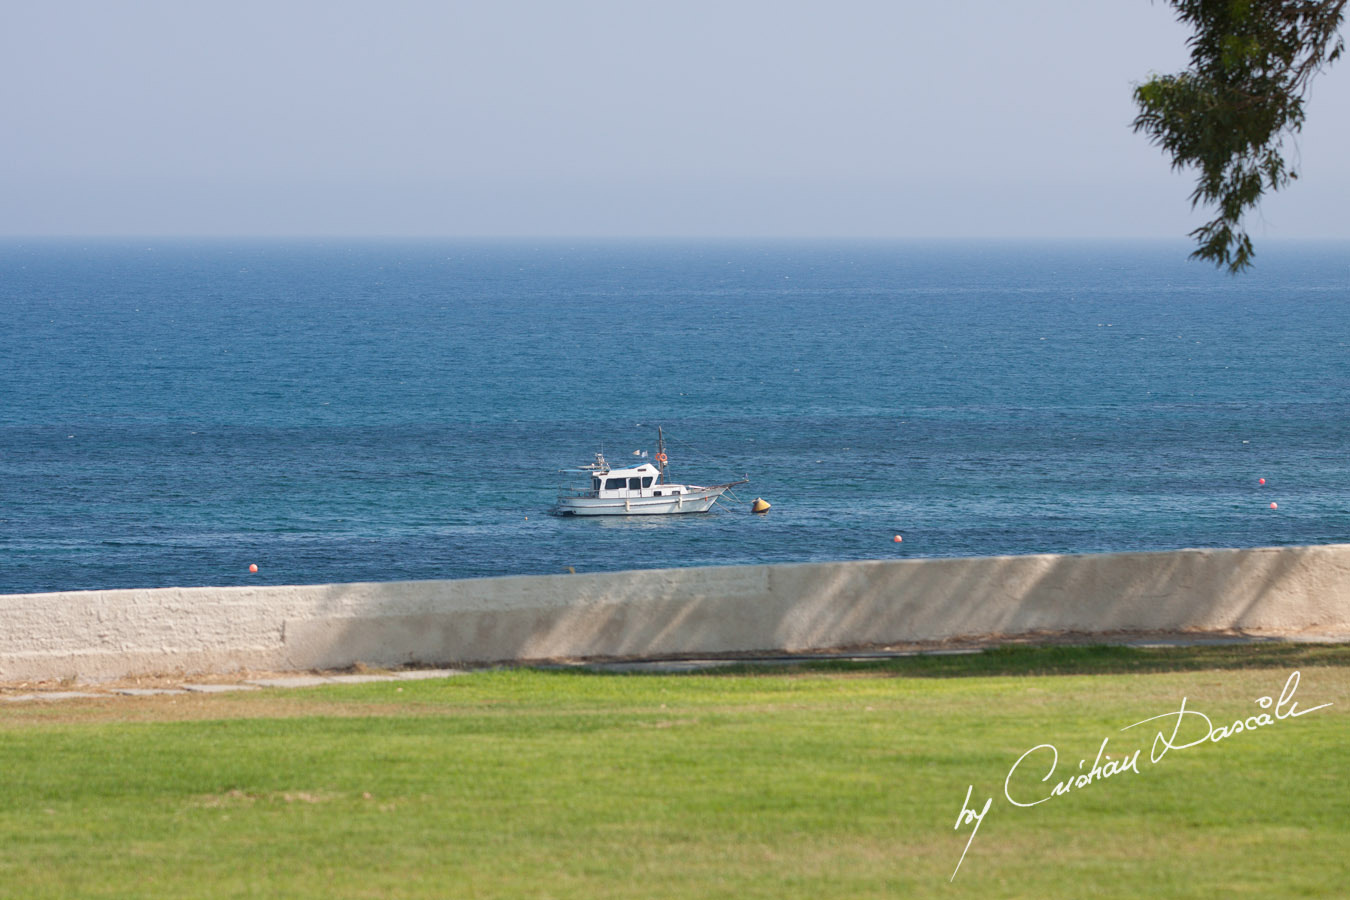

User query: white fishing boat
[554,428,746,516]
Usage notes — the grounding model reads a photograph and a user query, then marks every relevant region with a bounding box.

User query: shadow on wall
[280,545,1350,670]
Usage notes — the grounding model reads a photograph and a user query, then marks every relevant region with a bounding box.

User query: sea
[2,238,1348,596]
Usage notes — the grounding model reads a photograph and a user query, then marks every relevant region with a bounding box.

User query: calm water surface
[2,239,1348,593]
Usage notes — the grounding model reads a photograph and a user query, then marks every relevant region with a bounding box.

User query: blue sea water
[2,238,1348,595]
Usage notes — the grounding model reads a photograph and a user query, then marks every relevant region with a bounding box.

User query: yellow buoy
[751,498,771,514]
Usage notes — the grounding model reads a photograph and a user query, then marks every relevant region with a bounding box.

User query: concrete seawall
[4,544,1350,682]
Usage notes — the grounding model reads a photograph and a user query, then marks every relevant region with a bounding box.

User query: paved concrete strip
[245,676,336,689]
[3,692,102,702]
[393,669,466,680]
[180,683,259,693]
[592,660,738,673]
[242,673,449,688]
[112,688,188,696]
[325,674,402,684]
[1126,632,1350,647]
[570,647,985,673]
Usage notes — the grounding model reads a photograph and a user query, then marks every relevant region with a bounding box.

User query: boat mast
[657,426,667,484]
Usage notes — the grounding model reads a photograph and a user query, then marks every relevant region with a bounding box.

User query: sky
[2,1,1347,239]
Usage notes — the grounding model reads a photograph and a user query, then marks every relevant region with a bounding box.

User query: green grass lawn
[2,645,1347,898]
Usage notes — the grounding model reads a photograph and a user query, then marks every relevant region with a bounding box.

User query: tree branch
[1134,0,1346,271]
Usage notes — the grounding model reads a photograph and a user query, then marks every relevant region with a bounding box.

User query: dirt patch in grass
[191,789,347,808]
[0,689,469,727]
[0,662,416,695]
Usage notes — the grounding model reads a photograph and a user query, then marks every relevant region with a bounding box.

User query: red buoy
[893,535,903,543]
[1270,502,1278,510]
[1259,478,1266,485]
[249,563,258,573]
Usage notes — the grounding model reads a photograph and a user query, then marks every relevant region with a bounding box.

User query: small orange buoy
[248,563,258,573]
[1270,502,1278,510]
[1259,478,1266,485]
[893,535,903,543]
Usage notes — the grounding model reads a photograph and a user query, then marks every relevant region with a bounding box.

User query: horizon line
[4,234,1349,243]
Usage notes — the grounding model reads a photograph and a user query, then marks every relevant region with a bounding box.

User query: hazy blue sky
[3,1,1347,238]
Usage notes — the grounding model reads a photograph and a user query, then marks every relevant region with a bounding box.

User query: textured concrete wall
[4,544,1350,681]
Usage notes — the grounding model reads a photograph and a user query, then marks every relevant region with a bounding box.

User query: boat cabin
[586,462,689,498]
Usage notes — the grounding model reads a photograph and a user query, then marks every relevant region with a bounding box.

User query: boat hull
[554,486,726,516]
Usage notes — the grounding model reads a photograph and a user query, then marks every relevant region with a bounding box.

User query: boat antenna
[657,426,667,484]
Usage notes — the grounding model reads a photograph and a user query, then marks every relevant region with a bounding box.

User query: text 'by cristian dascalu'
[949,670,1333,881]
